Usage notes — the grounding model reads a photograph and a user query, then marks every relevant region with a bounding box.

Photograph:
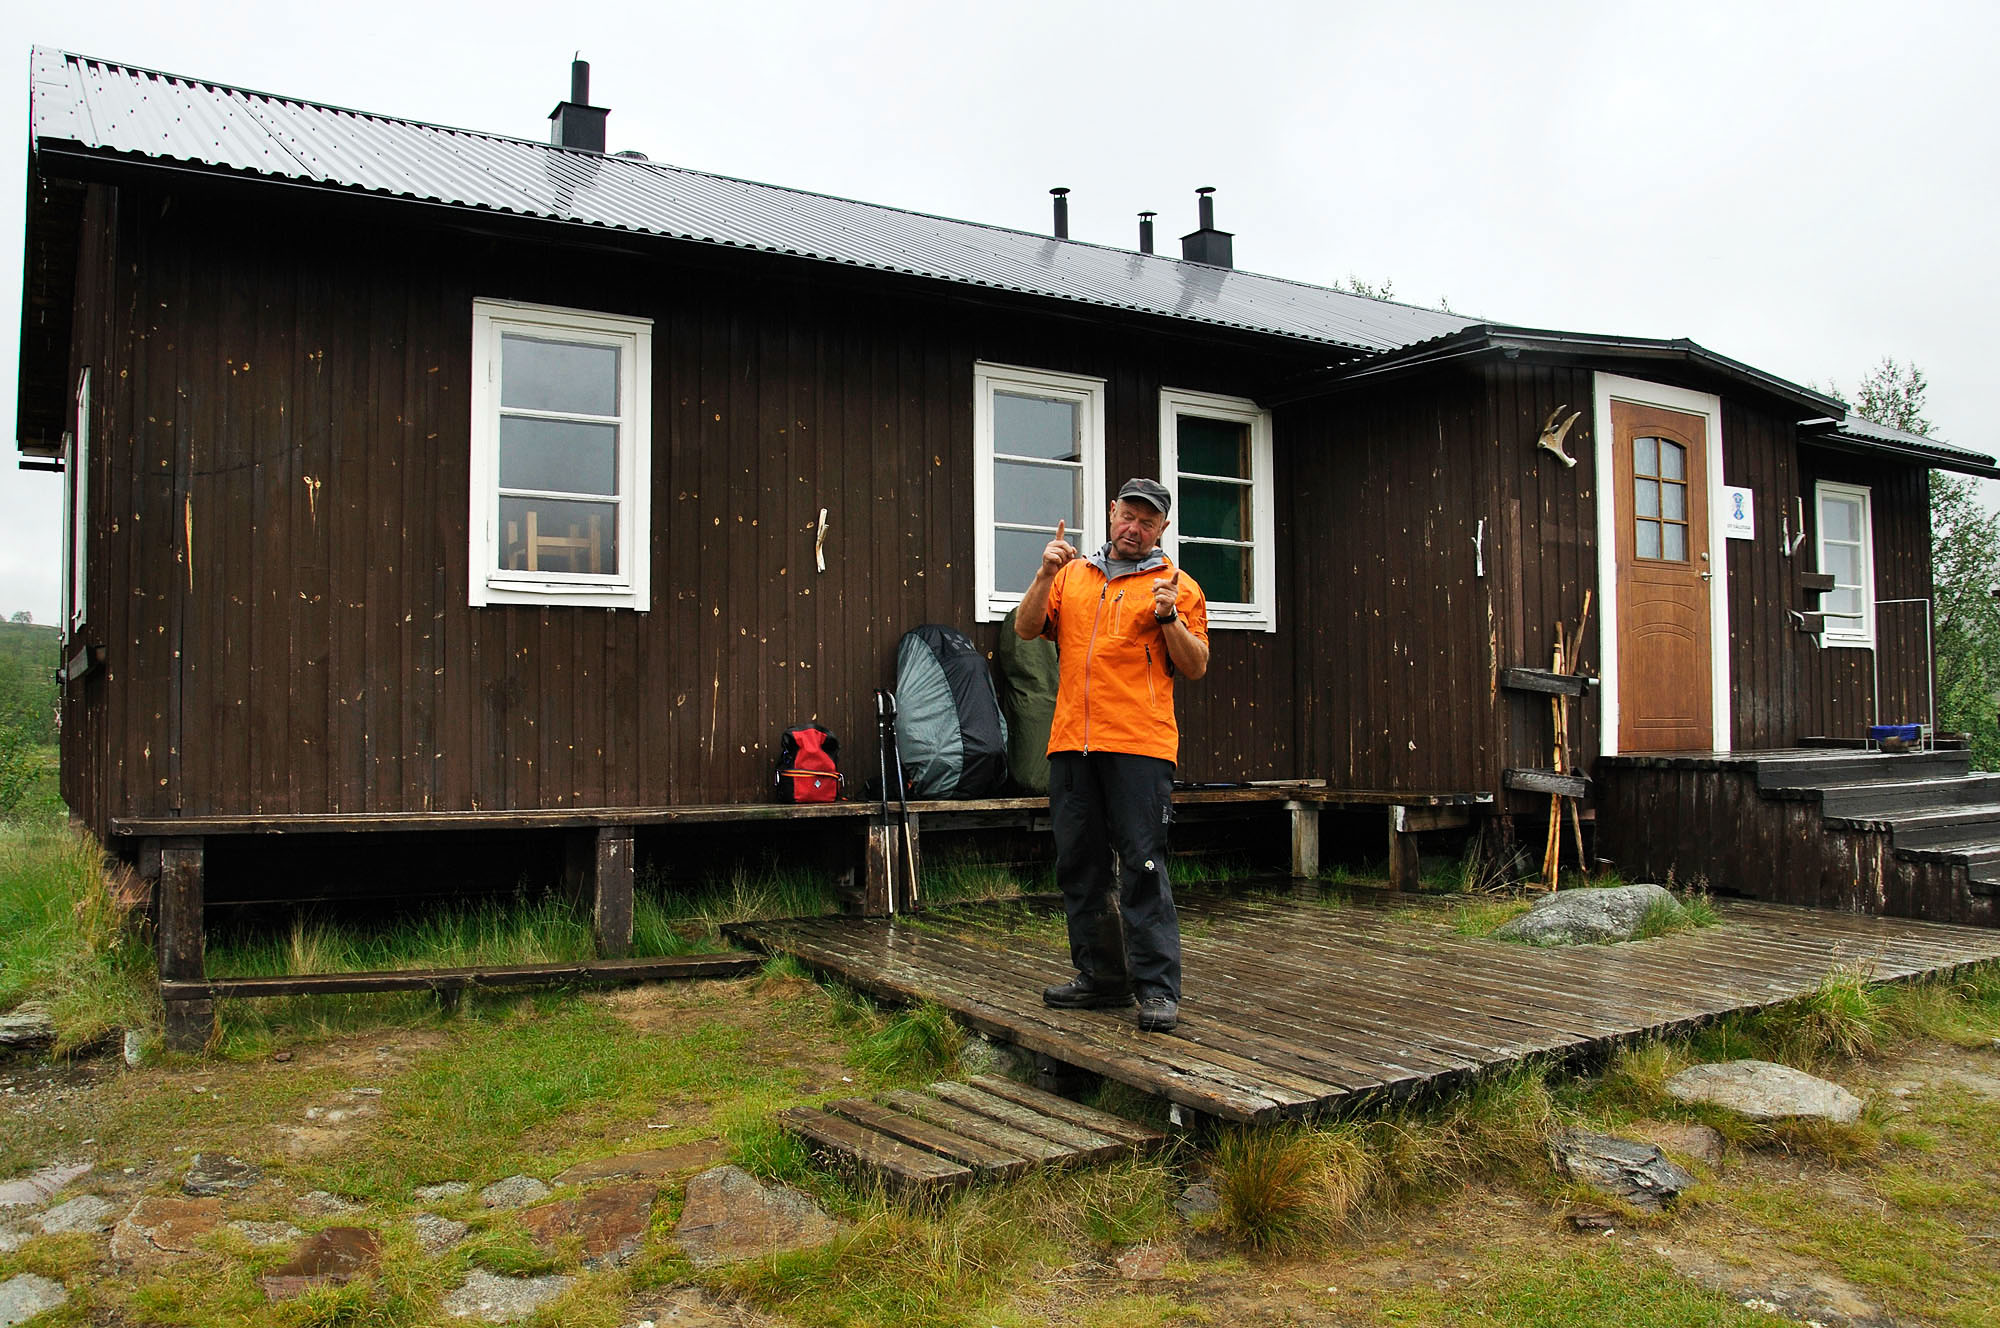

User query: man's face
[1107,499,1168,559]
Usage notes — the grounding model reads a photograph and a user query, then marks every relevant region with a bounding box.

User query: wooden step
[1866,804,2000,851]
[1816,775,2000,819]
[780,1076,1165,1193]
[1755,750,1970,791]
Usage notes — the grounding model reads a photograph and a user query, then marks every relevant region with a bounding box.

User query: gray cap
[1115,477,1171,517]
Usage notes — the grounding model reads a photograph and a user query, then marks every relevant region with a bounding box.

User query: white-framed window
[62,367,90,641]
[1815,480,1874,647]
[1159,387,1276,631]
[468,299,652,610]
[973,362,1106,621]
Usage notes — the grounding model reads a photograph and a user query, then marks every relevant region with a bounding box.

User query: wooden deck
[735,889,2000,1124]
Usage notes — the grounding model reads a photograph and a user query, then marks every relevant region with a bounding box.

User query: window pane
[1633,436,1657,476]
[501,335,619,416]
[1825,586,1862,621]
[1178,416,1250,478]
[1180,477,1250,541]
[1660,441,1685,482]
[1663,523,1687,562]
[1179,542,1251,603]
[499,496,618,575]
[1635,478,1660,519]
[1636,520,1661,559]
[993,528,1064,594]
[994,392,1080,461]
[994,459,1080,528]
[1661,481,1685,521]
[1822,496,1858,543]
[1825,542,1861,587]
[500,417,618,495]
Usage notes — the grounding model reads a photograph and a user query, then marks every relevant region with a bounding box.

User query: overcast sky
[5,0,1996,622]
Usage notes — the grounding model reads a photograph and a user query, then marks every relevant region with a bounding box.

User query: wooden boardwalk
[736,890,2000,1124]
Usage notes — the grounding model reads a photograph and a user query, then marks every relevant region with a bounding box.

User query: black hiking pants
[1048,751,1181,1002]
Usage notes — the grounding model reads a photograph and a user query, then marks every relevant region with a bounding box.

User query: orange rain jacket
[1040,551,1208,764]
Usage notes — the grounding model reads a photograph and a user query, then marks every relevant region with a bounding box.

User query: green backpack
[995,608,1060,794]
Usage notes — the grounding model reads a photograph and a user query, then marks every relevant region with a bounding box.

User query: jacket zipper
[1082,582,1109,753]
[1145,645,1157,708]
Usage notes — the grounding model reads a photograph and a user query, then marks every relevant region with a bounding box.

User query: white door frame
[1592,372,1733,755]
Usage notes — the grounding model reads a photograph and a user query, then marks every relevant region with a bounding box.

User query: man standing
[1013,478,1209,1032]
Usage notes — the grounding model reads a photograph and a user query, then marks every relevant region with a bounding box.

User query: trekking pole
[890,709,920,913]
[874,689,897,917]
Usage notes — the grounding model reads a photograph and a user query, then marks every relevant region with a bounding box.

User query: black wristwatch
[1155,607,1177,624]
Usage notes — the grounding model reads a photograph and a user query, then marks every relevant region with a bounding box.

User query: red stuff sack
[774,724,842,803]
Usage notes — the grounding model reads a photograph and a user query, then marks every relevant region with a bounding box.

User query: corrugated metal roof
[1812,414,1999,476]
[26,46,1475,355]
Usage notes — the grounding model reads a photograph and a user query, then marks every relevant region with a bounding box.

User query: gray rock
[123,1029,147,1067]
[1549,1131,1697,1210]
[294,1190,365,1218]
[674,1165,840,1268]
[1173,1181,1220,1219]
[259,1227,381,1301]
[442,1269,576,1322]
[1665,1060,1863,1124]
[0,1227,28,1255]
[0,1273,67,1327]
[412,1212,470,1255]
[413,1180,473,1203]
[228,1220,305,1248]
[1493,883,1681,946]
[0,1162,92,1211]
[182,1153,263,1197]
[1639,1121,1726,1170]
[959,1037,1033,1080]
[32,1193,117,1234]
[0,1005,55,1054]
[478,1175,551,1209]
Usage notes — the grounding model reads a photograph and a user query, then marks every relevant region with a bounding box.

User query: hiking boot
[1042,976,1135,1009]
[1136,996,1179,1032]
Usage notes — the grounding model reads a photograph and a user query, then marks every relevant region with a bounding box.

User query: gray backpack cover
[894,624,1011,799]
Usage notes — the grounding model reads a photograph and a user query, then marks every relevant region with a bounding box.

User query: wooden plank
[927,1083,1130,1162]
[1503,768,1589,798]
[825,1098,1036,1178]
[162,953,760,1000]
[777,1107,972,1193]
[1501,668,1591,697]
[880,1090,1072,1163]
[964,1076,1167,1150]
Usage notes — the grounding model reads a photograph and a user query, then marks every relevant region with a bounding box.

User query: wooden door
[1612,401,1713,751]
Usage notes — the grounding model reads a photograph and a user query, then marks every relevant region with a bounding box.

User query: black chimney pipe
[571,58,590,105]
[1180,186,1235,268]
[1139,211,1155,254]
[1051,187,1070,239]
[550,54,609,153]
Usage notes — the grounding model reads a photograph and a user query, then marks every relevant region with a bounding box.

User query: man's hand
[1152,569,1181,621]
[1043,519,1078,574]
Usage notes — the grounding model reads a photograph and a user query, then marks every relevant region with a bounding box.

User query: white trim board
[1591,373,1733,756]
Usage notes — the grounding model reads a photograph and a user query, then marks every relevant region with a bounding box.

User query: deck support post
[1287,802,1320,879]
[158,837,212,1052]
[1387,807,1420,892]
[566,826,634,958]
[862,824,897,916]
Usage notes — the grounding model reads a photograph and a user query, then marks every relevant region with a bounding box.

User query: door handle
[1699,570,1713,582]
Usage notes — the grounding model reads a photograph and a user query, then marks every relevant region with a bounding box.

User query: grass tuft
[1760,964,1890,1066]
[853,1002,964,1083]
[1211,1123,1372,1253]
[0,820,157,1051]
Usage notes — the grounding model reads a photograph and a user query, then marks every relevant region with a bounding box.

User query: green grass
[640,861,842,944]
[1374,1244,1773,1326]
[0,817,156,1052]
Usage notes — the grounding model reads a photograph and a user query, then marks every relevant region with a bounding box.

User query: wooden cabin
[18,48,1999,979]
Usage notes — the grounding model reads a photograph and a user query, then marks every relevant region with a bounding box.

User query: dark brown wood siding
[62,180,1312,832]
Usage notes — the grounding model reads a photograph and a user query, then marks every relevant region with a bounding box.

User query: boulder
[479,1175,552,1209]
[1493,884,1681,946]
[0,1273,67,1327]
[1173,1181,1220,1220]
[259,1227,382,1300]
[0,1005,55,1055]
[1634,1121,1726,1170]
[553,1142,727,1186]
[674,1165,839,1268]
[518,1182,656,1268]
[442,1269,576,1323]
[0,1161,91,1212]
[182,1153,262,1197]
[412,1212,470,1255]
[1665,1060,1862,1124]
[31,1193,117,1234]
[1548,1131,1696,1211]
[109,1196,224,1264]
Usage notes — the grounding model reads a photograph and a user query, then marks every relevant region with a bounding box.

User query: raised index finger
[1055,518,1067,541]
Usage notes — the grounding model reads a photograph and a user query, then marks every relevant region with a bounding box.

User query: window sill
[473,581,647,611]
[1818,636,1874,650]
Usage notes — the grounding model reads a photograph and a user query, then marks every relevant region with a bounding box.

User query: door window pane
[1661,482,1685,521]
[501,335,619,415]
[1635,478,1660,519]
[1634,435,1657,476]
[1659,440,1685,481]
[1636,520,1662,560]
[994,392,1081,461]
[1662,524,1687,562]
